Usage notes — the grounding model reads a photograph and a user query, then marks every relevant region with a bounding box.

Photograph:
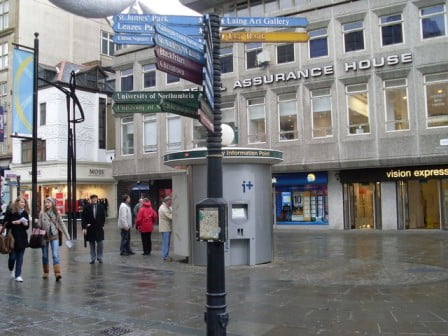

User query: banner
[0,106,4,142]
[12,48,34,135]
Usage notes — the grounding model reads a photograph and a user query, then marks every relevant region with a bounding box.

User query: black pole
[205,14,228,336]
[32,33,39,223]
[67,98,73,237]
[71,99,77,240]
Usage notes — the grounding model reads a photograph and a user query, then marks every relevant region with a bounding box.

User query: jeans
[161,232,171,259]
[120,229,131,253]
[8,248,26,277]
[140,232,152,254]
[89,240,103,261]
[42,239,60,265]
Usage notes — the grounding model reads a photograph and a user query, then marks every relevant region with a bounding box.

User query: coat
[158,202,172,232]
[81,202,106,242]
[37,210,70,241]
[118,202,132,230]
[135,201,157,233]
[4,209,30,250]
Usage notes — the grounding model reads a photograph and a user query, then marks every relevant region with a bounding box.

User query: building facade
[113,0,448,230]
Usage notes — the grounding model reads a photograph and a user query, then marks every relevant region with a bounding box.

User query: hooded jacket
[135,201,158,233]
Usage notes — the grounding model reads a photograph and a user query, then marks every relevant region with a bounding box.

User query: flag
[12,48,34,135]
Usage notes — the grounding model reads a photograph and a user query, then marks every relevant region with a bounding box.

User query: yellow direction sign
[220,31,309,43]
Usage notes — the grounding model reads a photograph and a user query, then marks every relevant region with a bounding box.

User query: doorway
[344,182,381,229]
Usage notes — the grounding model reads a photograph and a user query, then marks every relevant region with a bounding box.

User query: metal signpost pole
[32,33,39,223]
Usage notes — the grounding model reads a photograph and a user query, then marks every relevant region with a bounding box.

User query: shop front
[340,165,448,230]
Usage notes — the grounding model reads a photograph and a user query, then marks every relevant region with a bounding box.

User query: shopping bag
[29,228,47,248]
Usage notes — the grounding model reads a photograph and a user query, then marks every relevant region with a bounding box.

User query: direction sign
[114,14,204,26]
[113,103,161,114]
[221,31,309,43]
[113,21,155,34]
[113,91,200,108]
[198,109,214,133]
[113,34,154,45]
[160,100,198,118]
[155,46,203,74]
[221,16,308,28]
[155,23,203,53]
[199,96,214,121]
[154,34,205,65]
[156,59,203,85]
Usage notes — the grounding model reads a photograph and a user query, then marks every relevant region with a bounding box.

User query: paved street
[1,222,448,335]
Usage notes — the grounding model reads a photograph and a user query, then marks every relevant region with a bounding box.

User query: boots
[42,264,49,279]
[53,264,62,281]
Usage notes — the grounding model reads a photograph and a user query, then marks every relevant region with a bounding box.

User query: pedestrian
[4,197,30,282]
[158,195,173,262]
[118,194,135,256]
[36,197,71,281]
[133,198,143,219]
[135,198,157,255]
[81,194,106,264]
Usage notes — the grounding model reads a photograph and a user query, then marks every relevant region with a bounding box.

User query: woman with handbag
[36,197,70,281]
[4,197,30,282]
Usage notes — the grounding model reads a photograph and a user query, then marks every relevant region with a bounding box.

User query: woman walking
[36,197,70,281]
[135,198,157,255]
[4,197,30,282]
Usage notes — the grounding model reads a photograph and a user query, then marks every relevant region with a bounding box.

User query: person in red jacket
[135,198,158,255]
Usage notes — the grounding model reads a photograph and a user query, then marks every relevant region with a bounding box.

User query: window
[250,0,263,16]
[193,119,208,147]
[39,103,46,126]
[279,0,294,10]
[101,31,117,56]
[121,117,134,155]
[425,72,448,128]
[309,28,328,58]
[380,14,403,46]
[0,81,7,108]
[220,46,233,74]
[236,1,249,16]
[277,43,294,64]
[264,0,278,12]
[343,21,364,52]
[420,5,446,39]
[311,88,332,138]
[222,100,236,145]
[143,114,157,152]
[384,79,409,131]
[247,97,266,143]
[278,93,298,140]
[246,42,262,69]
[0,42,8,70]
[143,64,156,88]
[167,73,180,84]
[0,0,9,31]
[120,69,133,92]
[98,98,106,149]
[22,139,45,163]
[167,114,182,150]
[346,84,370,134]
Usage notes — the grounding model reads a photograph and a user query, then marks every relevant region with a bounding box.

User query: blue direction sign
[114,14,203,26]
[203,80,214,107]
[203,68,214,100]
[155,23,203,53]
[113,21,155,34]
[154,34,205,65]
[221,16,308,28]
[113,34,154,45]
[169,25,203,36]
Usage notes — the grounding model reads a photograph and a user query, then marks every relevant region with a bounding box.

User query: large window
[277,43,294,64]
[167,73,180,84]
[143,64,156,88]
[346,84,370,134]
[309,28,328,59]
[425,72,448,128]
[246,42,262,69]
[0,42,8,70]
[311,88,332,138]
[0,1,9,31]
[101,31,117,56]
[121,117,134,155]
[278,93,298,140]
[120,69,133,92]
[421,5,446,39]
[384,79,409,131]
[380,14,403,46]
[98,98,106,149]
[167,114,182,150]
[22,139,45,163]
[343,21,364,52]
[248,97,266,143]
[143,114,157,152]
[220,46,233,74]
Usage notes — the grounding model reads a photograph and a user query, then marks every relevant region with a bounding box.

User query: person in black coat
[4,197,30,282]
[81,194,106,264]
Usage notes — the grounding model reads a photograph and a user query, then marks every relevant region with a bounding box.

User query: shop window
[39,102,46,126]
[143,64,156,88]
[278,93,298,141]
[343,21,364,52]
[0,0,9,31]
[277,43,294,64]
[384,79,409,131]
[121,117,134,155]
[311,88,332,138]
[247,97,266,143]
[167,73,180,84]
[380,13,403,46]
[98,98,106,149]
[222,100,237,145]
[143,114,157,152]
[425,72,448,128]
[346,84,370,134]
[220,46,233,74]
[167,114,182,150]
[309,28,328,59]
[22,139,46,164]
[246,42,262,69]
[120,69,133,92]
[420,4,446,39]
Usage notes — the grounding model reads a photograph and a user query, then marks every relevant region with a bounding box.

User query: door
[343,183,380,229]
[441,179,448,230]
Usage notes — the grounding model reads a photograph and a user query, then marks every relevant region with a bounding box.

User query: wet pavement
[1,222,448,335]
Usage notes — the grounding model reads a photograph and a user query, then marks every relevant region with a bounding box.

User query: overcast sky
[138,0,199,15]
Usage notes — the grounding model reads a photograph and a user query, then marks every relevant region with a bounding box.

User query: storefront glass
[344,182,381,229]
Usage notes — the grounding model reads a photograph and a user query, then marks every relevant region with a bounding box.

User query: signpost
[153,34,205,65]
[154,46,203,73]
[220,16,308,27]
[221,31,309,43]
[113,34,154,45]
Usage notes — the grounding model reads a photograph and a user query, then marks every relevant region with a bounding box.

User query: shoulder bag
[0,227,14,254]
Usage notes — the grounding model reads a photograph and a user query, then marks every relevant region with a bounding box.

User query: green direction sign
[113,91,200,108]
[113,103,161,113]
[160,100,198,118]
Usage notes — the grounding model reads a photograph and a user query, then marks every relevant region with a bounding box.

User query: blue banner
[12,48,34,135]
[0,106,4,142]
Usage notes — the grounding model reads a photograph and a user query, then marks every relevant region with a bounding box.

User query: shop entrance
[344,182,381,229]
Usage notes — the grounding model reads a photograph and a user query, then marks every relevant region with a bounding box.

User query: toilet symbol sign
[242,180,253,193]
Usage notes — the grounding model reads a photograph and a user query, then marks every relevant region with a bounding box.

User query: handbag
[29,228,47,249]
[0,227,14,254]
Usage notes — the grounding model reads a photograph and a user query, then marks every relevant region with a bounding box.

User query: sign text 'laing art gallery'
[233,52,412,89]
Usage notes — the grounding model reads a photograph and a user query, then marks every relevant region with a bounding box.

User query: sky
[137,0,199,15]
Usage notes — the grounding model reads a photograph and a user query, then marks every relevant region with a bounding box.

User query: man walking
[118,194,135,256]
[82,194,106,264]
[158,196,173,262]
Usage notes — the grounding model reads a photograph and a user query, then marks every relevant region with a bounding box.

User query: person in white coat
[118,194,135,256]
